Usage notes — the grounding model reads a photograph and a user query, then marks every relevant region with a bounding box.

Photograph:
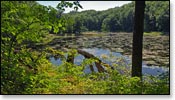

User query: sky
[37,1,132,13]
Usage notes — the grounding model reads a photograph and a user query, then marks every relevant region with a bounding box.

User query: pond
[48,33,169,67]
[49,48,169,76]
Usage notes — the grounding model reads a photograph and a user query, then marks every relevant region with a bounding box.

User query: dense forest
[1,1,169,94]
[60,1,169,34]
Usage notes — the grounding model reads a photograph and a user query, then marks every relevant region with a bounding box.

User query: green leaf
[11,32,16,35]
[74,7,78,11]
[78,4,83,9]
[58,23,62,27]
[68,3,73,8]
[54,27,59,33]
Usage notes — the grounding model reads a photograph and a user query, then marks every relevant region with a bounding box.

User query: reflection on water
[49,57,62,65]
[49,48,169,76]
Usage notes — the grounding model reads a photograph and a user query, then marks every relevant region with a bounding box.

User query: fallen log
[63,48,112,72]
[77,49,105,72]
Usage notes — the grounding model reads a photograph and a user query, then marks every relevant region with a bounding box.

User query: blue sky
[37,1,131,13]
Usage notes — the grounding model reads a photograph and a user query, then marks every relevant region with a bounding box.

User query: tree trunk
[132,1,145,79]
[77,49,105,72]
[67,54,74,64]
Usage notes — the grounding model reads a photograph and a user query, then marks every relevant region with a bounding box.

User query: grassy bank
[144,32,164,36]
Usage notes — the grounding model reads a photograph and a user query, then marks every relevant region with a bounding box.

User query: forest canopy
[61,1,169,34]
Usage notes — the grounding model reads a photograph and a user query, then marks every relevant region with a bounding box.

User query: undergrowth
[1,48,169,94]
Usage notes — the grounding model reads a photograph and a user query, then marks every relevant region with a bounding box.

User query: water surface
[49,48,169,76]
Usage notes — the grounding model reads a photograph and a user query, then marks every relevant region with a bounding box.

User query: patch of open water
[49,48,169,76]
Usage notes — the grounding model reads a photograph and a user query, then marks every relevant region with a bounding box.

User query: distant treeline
[62,1,169,34]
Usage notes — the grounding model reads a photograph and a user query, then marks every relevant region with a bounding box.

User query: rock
[116,48,124,53]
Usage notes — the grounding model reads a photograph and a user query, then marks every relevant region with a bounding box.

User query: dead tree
[63,48,111,72]
[77,49,105,72]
